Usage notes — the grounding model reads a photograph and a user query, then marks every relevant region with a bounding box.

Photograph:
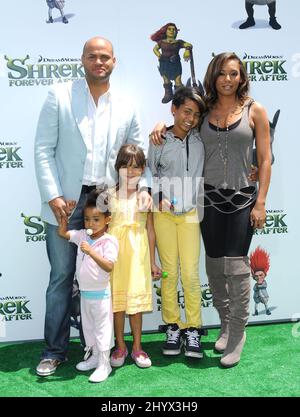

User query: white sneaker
[89,351,112,383]
[76,347,99,371]
[89,362,112,383]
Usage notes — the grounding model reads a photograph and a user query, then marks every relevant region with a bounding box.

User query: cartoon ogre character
[240,1,281,30]
[150,23,192,103]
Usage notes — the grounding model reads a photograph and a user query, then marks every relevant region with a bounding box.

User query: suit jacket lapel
[69,79,89,146]
[106,92,121,159]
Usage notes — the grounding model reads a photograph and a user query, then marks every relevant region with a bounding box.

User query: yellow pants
[154,209,202,329]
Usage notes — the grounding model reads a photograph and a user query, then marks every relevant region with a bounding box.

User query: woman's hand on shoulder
[149,122,167,145]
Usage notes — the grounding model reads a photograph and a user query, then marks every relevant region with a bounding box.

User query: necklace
[216,119,229,189]
[214,102,242,189]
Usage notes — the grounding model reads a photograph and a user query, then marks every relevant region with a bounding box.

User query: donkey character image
[46,0,68,24]
[240,1,281,30]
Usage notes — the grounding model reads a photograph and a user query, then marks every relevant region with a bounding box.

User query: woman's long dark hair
[203,52,250,109]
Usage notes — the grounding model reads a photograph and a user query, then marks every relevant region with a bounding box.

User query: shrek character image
[150,23,192,103]
[239,0,281,30]
[46,0,68,24]
[250,246,271,315]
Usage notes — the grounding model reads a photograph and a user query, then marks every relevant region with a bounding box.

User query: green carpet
[0,322,299,397]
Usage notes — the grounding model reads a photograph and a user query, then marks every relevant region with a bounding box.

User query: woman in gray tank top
[200,52,271,368]
[149,52,271,369]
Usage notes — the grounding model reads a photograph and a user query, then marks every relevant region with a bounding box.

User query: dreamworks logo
[0,141,24,169]
[2,54,84,87]
[0,296,32,324]
[242,52,288,82]
[21,213,47,243]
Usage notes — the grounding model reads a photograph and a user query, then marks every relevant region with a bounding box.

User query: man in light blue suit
[34,36,151,376]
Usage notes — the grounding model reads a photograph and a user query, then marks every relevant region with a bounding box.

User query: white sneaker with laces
[162,324,182,355]
[76,346,99,371]
[183,327,203,359]
[89,350,112,383]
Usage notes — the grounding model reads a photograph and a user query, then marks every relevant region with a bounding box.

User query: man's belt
[81,185,96,194]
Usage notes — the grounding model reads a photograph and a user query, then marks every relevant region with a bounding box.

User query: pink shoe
[131,350,152,368]
[110,347,128,368]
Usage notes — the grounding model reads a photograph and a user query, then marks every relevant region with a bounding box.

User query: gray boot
[206,256,230,353]
[220,256,251,368]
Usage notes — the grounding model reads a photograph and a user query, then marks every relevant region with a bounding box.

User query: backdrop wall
[1,0,299,342]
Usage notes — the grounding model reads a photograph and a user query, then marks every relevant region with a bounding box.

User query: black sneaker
[183,327,203,359]
[162,324,182,355]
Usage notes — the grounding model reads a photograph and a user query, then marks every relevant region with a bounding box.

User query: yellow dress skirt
[108,193,153,315]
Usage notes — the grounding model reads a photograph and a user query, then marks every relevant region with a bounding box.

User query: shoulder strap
[243,98,255,115]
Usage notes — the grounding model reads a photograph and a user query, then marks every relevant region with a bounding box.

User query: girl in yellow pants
[148,87,206,358]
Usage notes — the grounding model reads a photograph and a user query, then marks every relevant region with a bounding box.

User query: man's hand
[65,200,77,216]
[248,164,258,182]
[49,196,68,224]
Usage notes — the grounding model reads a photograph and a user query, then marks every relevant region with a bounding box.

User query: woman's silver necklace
[215,105,240,190]
[216,118,229,189]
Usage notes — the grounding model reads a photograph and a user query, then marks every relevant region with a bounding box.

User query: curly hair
[84,188,111,216]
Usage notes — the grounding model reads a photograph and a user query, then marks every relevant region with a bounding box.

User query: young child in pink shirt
[58,189,119,383]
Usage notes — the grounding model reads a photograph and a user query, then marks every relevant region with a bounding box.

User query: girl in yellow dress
[108,144,161,368]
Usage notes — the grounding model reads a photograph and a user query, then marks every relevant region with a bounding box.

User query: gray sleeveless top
[200,100,257,213]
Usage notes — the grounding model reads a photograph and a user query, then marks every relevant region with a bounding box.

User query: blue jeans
[41,191,86,361]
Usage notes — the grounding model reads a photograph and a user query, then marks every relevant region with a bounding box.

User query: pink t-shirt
[69,230,119,291]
